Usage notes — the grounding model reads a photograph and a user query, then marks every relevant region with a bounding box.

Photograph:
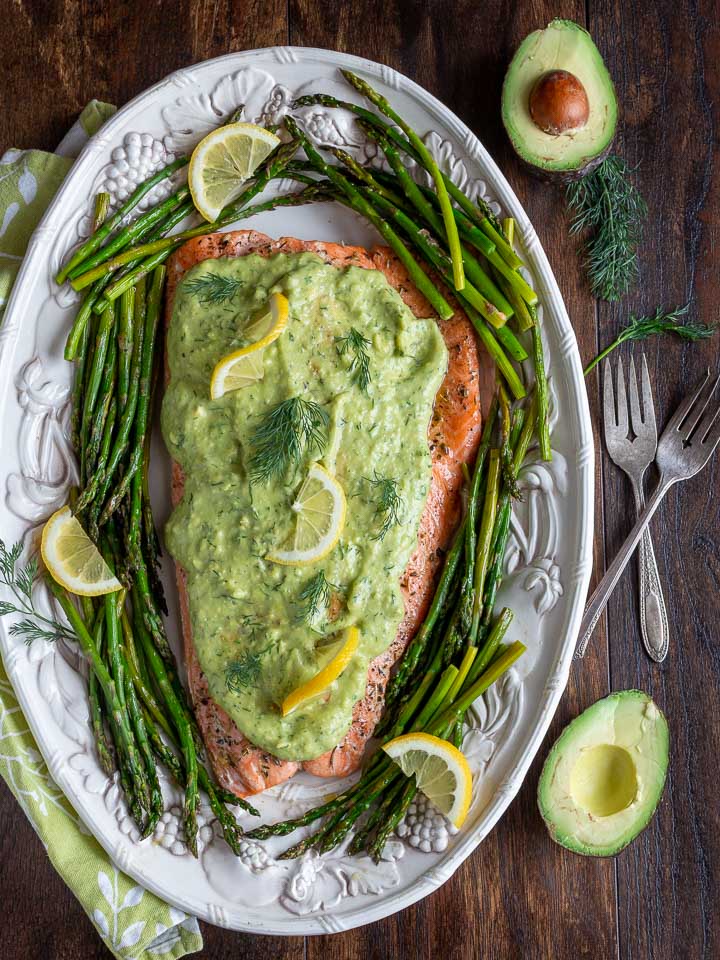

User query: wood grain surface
[0,1,718,957]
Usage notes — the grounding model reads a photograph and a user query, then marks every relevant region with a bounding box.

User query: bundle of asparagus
[50,178,275,854]
[37,68,552,858]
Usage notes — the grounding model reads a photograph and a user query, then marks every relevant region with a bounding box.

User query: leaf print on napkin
[17,165,37,205]
[98,869,114,907]
[121,885,144,911]
[93,908,110,939]
[117,919,146,950]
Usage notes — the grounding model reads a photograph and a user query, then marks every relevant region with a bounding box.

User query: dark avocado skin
[512,141,614,183]
[540,775,665,860]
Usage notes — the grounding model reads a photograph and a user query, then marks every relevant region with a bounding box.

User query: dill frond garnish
[248,397,329,484]
[566,155,647,301]
[335,328,372,393]
[365,472,404,541]
[184,272,245,304]
[584,304,716,374]
[297,570,334,624]
[225,649,265,692]
[0,539,75,646]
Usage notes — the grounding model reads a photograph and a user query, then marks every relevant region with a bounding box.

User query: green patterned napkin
[0,102,204,960]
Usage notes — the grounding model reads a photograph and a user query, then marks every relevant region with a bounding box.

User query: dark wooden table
[1,1,718,957]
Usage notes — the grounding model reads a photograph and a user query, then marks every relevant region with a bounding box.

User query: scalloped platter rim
[0,47,593,934]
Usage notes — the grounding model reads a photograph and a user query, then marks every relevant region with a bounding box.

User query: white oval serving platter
[0,48,593,934]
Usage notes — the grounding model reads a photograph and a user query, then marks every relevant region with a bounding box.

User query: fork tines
[664,369,720,445]
[603,353,657,459]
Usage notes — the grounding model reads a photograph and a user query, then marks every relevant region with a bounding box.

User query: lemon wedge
[267,463,346,566]
[41,506,122,596]
[382,732,473,828]
[210,292,289,399]
[282,626,360,716]
[188,122,281,222]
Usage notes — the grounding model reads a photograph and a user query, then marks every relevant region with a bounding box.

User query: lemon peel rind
[267,464,346,567]
[382,731,473,829]
[188,122,281,222]
[41,506,122,597]
[281,626,360,716]
[209,292,289,400]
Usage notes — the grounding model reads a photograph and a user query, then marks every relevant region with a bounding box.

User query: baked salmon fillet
[165,229,494,798]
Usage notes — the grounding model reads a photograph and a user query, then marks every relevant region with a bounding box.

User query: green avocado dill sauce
[162,251,447,761]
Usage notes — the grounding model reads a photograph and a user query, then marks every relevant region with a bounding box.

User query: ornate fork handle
[631,479,670,661]
[574,480,672,659]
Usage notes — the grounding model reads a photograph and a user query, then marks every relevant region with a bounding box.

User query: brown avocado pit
[501,19,618,179]
[529,69,590,135]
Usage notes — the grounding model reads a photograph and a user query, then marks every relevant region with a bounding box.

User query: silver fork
[604,355,669,661]
[575,369,720,659]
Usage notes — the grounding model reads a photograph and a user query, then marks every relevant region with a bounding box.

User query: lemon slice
[210,292,289,399]
[282,626,359,716]
[383,732,473,828]
[267,463,346,566]
[41,506,122,596]
[189,122,281,221]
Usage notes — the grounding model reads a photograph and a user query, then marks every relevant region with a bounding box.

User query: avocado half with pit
[502,19,618,179]
[538,690,669,857]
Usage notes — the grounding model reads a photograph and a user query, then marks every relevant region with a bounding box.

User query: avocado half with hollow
[502,19,618,179]
[538,690,669,857]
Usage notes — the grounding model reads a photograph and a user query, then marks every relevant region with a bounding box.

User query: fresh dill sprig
[566,155,647,301]
[0,539,75,646]
[184,272,245,304]
[335,328,372,393]
[225,649,265,692]
[297,570,334,624]
[584,304,716,374]
[248,397,329,484]
[365,472,404,541]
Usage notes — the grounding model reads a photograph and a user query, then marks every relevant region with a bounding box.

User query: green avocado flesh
[502,19,618,174]
[162,252,448,761]
[538,690,669,856]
